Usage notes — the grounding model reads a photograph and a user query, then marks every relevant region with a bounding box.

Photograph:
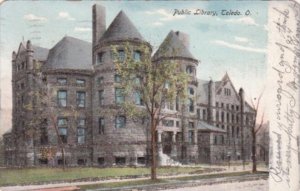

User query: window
[175,96,179,111]
[98,157,105,165]
[176,121,180,127]
[197,109,200,119]
[77,159,86,166]
[188,122,194,128]
[57,78,67,85]
[115,157,126,165]
[137,157,145,164]
[97,52,104,64]
[115,116,126,128]
[216,102,219,107]
[162,120,174,127]
[231,105,234,110]
[134,91,143,105]
[40,124,48,145]
[232,126,235,137]
[118,50,125,62]
[114,74,121,83]
[221,112,224,122]
[77,118,85,144]
[99,117,105,134]
[236,105,239,111]
[226,104,229,109]
[186,66,193,74]
[76,91,86,107]
[57,90,67,107]
[115,88,125,104]
[224,88,231,96]
[237,127,240,137]
[58,118,68,143]
[203,109,206,120]
[221,103,224,108]
[188,98,194,112]
[76,79,85,86]
[20,83,25,90]
[188,87,194,95]
[227,113,230,122]
[214,136,217,145]
[39,158,48,165]
[133,51,141,61]
[236,116,239,123]
[216,111,219,121]
[97,77,104,85]
[188,131,194,143]
[99,90,104,106]
[221,135,224,144]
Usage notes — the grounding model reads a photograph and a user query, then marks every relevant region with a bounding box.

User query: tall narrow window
[99,117,105,134]
[134,91,143,105]
[76,92,86,108]
[57,90,67,107]
[176,96,179,111]
[97,52,104,64]
[40,119,48,145]
[58,118,68,143]
[188,122,194,128]
[188,131,194,143]
[133,50,141,62]
[188,87,194,95]
[115,88,125,104]
[118,50,125,62]
[203,109,206,120]
[77,118,85,144]
[115,116,126,128]
[188,98,194,112]
[99,90,104,106]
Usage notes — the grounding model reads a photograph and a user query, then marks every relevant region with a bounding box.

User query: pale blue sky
[0,1,268,133]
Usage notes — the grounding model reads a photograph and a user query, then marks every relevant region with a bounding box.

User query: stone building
[3,4,255,166]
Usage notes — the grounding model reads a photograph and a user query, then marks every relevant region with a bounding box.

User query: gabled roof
[215,72,239,98]
[152,30,196,61]
[32,45,49,61]
[99,11,144,43]
[46,36,92,70]
[197,121,226,133]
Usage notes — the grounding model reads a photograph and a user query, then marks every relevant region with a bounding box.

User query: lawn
[0,166,208,186]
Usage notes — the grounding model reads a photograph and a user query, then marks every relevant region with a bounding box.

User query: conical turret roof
[152,30,196,61]
[99,11,144,43]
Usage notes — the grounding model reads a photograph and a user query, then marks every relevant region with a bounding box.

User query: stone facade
[3,4,255,167]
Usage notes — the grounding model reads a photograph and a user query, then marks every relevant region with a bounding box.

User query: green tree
[113,43,188,180]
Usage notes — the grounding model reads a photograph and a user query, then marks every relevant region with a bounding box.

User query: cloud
[225,17,258,26]
[23,14,47,22]
[146,9,185,22]
[234,36,249,43]
[58,11,75,21]
[74,27,91,32]
[211,40,266,53]
[152,22,163,26]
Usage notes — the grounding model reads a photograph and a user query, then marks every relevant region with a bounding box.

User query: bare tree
[250,92,265,173]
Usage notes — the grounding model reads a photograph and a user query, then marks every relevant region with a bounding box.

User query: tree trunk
[61,147,65,171]
[151,118,157,180]
[252,130,257,173]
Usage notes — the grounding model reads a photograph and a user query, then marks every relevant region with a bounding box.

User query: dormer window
[97,52,104,64]
[224,88,231,96]
[133,51,141,62]
[186,66,193,74]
